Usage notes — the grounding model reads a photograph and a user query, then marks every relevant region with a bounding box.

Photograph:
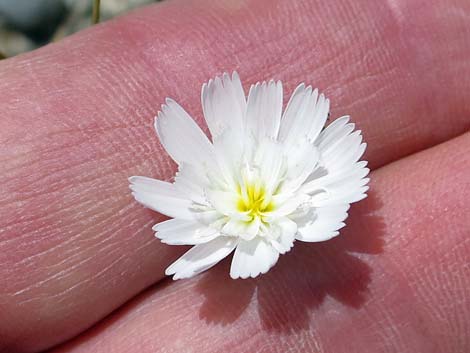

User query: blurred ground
[0,0,159,57]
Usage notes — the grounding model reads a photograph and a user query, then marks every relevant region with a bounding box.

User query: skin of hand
[0,0,469,352]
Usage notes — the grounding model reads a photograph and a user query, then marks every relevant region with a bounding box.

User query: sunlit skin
[0,0,469,352]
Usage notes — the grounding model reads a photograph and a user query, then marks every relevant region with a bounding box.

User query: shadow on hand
[196,189,385,332]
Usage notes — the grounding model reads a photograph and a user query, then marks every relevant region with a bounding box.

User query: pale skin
[0,0,469,352]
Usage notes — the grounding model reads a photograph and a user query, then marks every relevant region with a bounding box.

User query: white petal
[173,163,209,204]
[264,194,309,220]
[205,189,242,217]
[301,161,369,194]
[254,138,286,194]
[153,219,219,245]
[155,98,214,166]
[230,237,279,279]
[307,93,330,142]
[201,72,246,139]
[222,217,261,240]
[304,160,369,187]
[279,85,329,144]
[166,236,238,280]
[269,217,297,254]
[322,130,363,165]
[314,177,370,206]
[192,208,224,225]
[316,115,353,148]
[245,80,283,141]
[278,84,314,143]
[298,117,369,205]
[211,129,243,190]
[317,186,369,206]
[129,176,193,219]
[282,138,320,193]
[295,204,350,242]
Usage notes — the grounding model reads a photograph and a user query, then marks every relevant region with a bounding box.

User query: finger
[1,0,469,351]
[53,132,470,353]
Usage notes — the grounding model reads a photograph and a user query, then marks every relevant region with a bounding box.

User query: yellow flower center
[236,183,275,221]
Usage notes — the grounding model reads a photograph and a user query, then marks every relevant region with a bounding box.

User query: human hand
[1,0,469,352]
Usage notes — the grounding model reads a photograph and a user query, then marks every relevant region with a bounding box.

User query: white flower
[130,72,369,280]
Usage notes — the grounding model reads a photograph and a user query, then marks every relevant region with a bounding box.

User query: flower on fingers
[130,72,369,280]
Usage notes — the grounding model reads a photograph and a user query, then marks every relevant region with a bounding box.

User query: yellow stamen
[236,183,275,221]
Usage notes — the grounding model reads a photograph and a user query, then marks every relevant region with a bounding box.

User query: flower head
[130,72,369,279]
